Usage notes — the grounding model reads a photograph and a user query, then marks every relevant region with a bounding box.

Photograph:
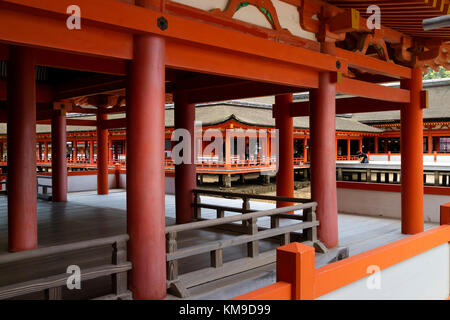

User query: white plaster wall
[318,243,450,300]
[115,174,175,195]
[166,176,175,195]
[369,155,388,161]
[337,188,450,223]
[67,174,116,192]
[369,154,450,164]
[171,0,316,40]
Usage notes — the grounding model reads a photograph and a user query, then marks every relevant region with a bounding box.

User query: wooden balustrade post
[217,209,224,219]
[193,193,201,220]
[305,207,318,244]
[242,196,250,227]
[247,217,259,258]
[210,249,223,268]
[276,243,315,300]
[337,168,343,181]
[270,215,279,229]
[112,240,128,297]
[166,232,178,281]
[434,171,440,186]
[45,287,62,300]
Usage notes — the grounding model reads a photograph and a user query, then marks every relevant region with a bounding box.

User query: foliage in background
[423,67,450,80]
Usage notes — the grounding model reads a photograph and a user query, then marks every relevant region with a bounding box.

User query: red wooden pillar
[97,111,109,195]
[174,91,196,224]
[309,72,338,249]
[51,110,67,202]
[38,142,42,161]
[400,68,424,234]
[346,138,351,160]
[89,140,94,164]
[303,137,308,162]
[275,94,294,208]
[44,142,48,162]
[427,130,433,154]
[109,138,113,163]
[225,135,231,170]
[73,140,77,163]
[374,137,379,154]
[126,34,166,300]
[7,46,37,252]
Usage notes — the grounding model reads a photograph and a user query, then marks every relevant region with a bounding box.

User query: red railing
[233,204,450,300]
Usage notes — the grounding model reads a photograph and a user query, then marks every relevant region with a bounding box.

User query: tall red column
[51,109,67,202]
[303,137,308,162]
[127,34,166,300]
[174,91,196,224]
[427,131,432,154]
[309,72,338,249]
[275,94,294,208]
[97,111,109,195]
[400,68,424,234]
[7,46,37,252]
[375,137,379,154]
[89,141,94,165]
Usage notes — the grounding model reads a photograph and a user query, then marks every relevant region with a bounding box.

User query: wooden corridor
[0,191,437,299]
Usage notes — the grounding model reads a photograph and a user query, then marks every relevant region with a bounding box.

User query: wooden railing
[0,235,132,300]
[234,219,450,300]
[337,155,360,161]
[165,189,322,298]
[0,174,52,198]
[37,175,52,200]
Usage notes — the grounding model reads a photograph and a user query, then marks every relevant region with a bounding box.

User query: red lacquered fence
[233,204,450,300]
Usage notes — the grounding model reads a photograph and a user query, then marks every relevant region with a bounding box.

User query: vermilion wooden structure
[0,0,449,299]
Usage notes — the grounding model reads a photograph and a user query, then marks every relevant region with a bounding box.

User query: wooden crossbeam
[336,78,410,103]
[289,96,404,117]
[0,80,53,102]
[186,81,302,104]
[101,118,127,129]
[335,48,412,79]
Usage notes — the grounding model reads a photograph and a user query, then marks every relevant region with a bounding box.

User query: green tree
[423,67,450,80]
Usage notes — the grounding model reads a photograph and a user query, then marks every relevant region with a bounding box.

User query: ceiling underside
[328,0,450,40]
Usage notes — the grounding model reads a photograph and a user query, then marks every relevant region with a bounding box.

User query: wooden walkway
[0,190,437,299]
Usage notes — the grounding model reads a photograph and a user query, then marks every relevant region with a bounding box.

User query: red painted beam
[0,80,53,102]
[187,81,302,104]
[0,44,127,76]
[37,119,97,126]
[0,4,133,59]
[166,39,320,90]
[0,0,345,73]
[336,77,410,103]
[289,97,404,117]
[34,48,127,76]
[335,48,412,79]
[54,78,126,100]
[101,118,127,129]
